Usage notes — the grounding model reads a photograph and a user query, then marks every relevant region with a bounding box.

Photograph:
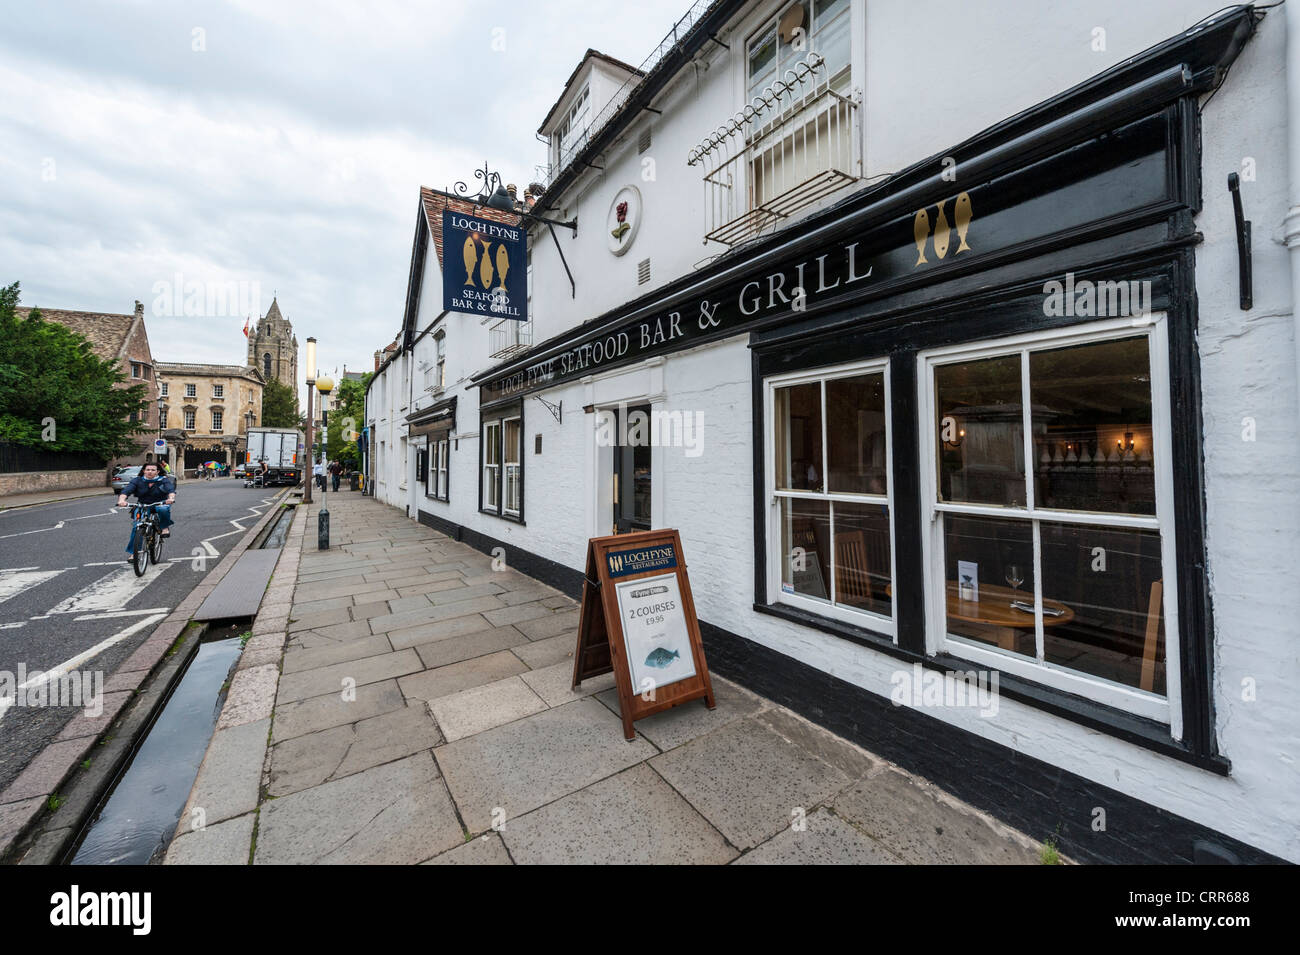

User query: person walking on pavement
[313,459,326,492]
[329,459,342,492]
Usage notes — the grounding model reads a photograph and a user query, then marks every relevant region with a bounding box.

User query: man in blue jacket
[116,462,177,552]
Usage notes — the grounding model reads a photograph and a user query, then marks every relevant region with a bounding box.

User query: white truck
[245,427,305,486]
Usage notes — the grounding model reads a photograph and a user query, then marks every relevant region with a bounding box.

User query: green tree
[0,282,148,460]
[260,377,298,428]
[326,374,369,467]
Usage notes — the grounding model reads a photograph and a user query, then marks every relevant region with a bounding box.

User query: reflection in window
[1030,337,1154,515]
[936,354,1024,507]
[775,382,823,491]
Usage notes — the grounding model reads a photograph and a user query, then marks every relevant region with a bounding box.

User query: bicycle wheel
[149,521,164,563]
[131,525,150,576]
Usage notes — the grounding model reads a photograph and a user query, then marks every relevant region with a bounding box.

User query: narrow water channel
[69,634,243,865]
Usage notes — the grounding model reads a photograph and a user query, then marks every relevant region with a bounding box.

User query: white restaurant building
[366,0,1300,863]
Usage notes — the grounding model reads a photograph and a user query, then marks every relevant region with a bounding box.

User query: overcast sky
[0,0,686,403]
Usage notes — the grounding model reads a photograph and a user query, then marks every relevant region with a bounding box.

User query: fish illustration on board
[954,191,973,253]
[495,244,510,290]
[913,208,930,266]
[644,647,680,669]
[479,239,495,288]
[462,237,478,287]
[933,200,951,259]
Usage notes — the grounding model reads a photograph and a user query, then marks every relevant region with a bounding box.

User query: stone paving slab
[424,831,514,865]
[217,664,280,729]
[398,650,527,704]
[164,812,256,865]
[181,717,269,828]
[414,625,528,670]
[650,717,852,851]
[509,631,575,670]
[276,648,422,703]
[521,660,616,708]
[267,704,442,797]
[430,676,549,742]
[435,698,657,833]
[281,634,393,674]
[503,763,738,865]
[272,678,407,743]
[831,768,1041,865]
[734,807,901,865]
[255,753,461,865]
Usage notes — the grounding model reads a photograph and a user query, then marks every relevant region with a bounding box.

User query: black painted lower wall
[415,508,1284,865]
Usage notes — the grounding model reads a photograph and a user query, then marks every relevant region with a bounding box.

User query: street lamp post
[315,374,335,549]
[156,394,165,468]
[303,337,317,505]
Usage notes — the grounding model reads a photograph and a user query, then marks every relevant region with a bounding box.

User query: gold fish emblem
[913,208,930,266]
[954,192,972,253]
[495,244,509,290]
[462,236,478,287]
[479,239,494,288]
[933,200,951,259]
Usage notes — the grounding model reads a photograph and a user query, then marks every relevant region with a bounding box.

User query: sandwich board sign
[572,529,715,740]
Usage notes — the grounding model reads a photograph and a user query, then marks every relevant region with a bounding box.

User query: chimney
[374,350,382,372]
[134,300,144,320]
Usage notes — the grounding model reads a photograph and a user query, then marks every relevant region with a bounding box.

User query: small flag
[242,316,250,337]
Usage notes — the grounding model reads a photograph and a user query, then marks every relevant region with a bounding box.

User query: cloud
[0,0,691,399]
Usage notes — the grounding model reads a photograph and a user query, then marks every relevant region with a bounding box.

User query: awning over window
[406,395,456,439]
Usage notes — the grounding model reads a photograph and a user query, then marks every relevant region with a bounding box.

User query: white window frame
[745,0,852,104]
[212,409,223,433]
[765,357,896,639]
[426,436,449,502]
[555,84,590,170]
[213,384,224,398]
[160,382,168,397]
[184,383,196,398]
[918,314,1181,731]
[482,419,501,510]
[183,410,196,431]
[503,414,522,517]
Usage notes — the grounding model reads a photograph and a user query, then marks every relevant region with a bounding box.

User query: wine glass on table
[1005,565,1025,606]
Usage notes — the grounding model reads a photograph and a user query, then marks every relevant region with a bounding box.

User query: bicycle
[122,503,165,576]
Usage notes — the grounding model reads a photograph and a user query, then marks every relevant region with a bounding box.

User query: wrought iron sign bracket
[1227,172,1252,310]
[548,222,577,298]
[533,395,562,424]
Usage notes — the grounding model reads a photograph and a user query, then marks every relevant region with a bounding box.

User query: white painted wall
[363,0,1299,861]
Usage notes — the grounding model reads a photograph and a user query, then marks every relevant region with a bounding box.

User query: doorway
[612,403,652,534]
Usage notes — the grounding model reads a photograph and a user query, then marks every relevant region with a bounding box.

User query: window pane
[813,0,851,81]
[779,498,830,601]
[832,501,890,616]
[485,422,500,466]
[941,514,1036,657]
[504,419,520,466]
[1030,336,1155,515]
[775,382,822,491]
[826,373,886,494]
[936,355,1025,506]
[747,25,777,100]
[1039,522,1165,694]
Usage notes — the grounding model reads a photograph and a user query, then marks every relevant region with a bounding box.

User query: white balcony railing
[490,320,532,359]
[688,54,861,247]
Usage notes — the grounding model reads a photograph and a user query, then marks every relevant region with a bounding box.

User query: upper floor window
[183,410,196,430]
[263,353,272,379]
[747,0,851,106]
[130,362,142,378]
[435,331,446,391]
[213,384,224,398]
[555,84,590,170]
[212,410,223,433]
[184,383,196,398]
[160,382,168,397]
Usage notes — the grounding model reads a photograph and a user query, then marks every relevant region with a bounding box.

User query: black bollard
[318,505,330,549]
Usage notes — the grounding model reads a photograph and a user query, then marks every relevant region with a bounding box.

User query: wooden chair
[835,530,872,603]
[1140,579,1163,692]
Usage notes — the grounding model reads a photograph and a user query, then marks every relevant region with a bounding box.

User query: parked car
[232,462,248,479]
[110,466,141,493]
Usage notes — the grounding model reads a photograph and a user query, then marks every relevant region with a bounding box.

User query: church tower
[246,297,299,403]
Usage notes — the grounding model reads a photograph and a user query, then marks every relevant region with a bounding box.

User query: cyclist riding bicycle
[116,461,176,551]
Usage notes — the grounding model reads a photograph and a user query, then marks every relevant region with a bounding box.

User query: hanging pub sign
[572,529,716,740]
[442,208,527,322]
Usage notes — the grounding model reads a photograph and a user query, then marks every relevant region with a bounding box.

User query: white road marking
[47,564,171,614]
[0,612,166,723]
[0,621,25,630]
[0,510,115,540]
[0,566,39,573]
[73,608,170,621]
[0,569,68,605]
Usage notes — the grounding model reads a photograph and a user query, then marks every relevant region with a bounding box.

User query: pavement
[0,485,111,510]
[163,492,1050,865]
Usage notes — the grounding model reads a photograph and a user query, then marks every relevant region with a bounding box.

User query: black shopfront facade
[475,9,1279,863]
